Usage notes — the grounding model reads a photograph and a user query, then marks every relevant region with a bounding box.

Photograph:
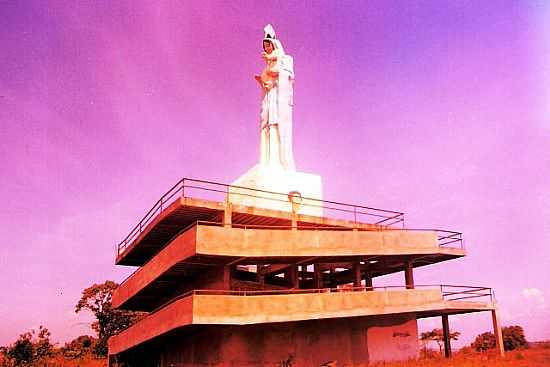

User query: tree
[471,331,496,352]
[420,328,460,353]
[62,335,97,359]
[2,326,54,366]
[75,281,146,357]
[502,325,528,351]
[471,325,528,352]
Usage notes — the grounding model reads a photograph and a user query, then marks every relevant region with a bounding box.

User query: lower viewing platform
[108,285,494,356]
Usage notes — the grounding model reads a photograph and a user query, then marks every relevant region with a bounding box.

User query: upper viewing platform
[115,178,464,266]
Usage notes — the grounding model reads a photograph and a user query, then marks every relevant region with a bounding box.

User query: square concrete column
[365,273,373,290]
[442,314,452,358]
[404,261,414,289]
[329,266,337,290]
[492,309,505,357]
[257,267,265,285]
[222,265,231,290]
[288,265,299,289]
[353,261,362,288]
[314,264,323,288]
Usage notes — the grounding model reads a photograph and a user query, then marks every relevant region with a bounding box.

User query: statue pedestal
[229,164,323,216]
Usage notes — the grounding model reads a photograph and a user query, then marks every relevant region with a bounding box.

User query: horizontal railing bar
[444,294,492,302]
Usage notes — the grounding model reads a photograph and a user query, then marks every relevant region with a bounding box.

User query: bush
[471,325,528,352]
[2,326,54,366]
[62,335,97,359]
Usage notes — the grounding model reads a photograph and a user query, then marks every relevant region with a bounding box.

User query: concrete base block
[229,164,323,216]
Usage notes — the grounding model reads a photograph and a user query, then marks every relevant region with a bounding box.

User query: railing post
[492,308,505,357]
[181,178,185,198]
[442,314,452,358]
[404,260,415,289]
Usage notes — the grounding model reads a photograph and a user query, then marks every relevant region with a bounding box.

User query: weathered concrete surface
[196,225,447,257]
[192,289,444,325]
[109,288,460,356]
[367,318,419,363]
[112,227,197,309]
[159,315,417,366]
[108,296,193,356]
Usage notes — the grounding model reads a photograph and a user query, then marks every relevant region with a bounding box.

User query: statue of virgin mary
[254,24,296,171]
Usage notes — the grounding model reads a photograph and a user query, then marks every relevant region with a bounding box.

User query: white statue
[254,24,296,171]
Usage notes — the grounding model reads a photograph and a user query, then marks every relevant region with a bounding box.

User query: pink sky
[1,1,549,347]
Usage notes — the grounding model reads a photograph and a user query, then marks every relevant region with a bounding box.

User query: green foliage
[62,335,97,359]
[471,325,528,352]
[471,331,496,352]
[502,325,528,351]
[75,281,146,357]
[1,326,54,367]
[420,328,460,353]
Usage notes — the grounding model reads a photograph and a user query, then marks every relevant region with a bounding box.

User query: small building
[108,178,504,366]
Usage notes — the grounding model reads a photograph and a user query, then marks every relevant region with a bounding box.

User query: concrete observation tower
[107,26,504,366]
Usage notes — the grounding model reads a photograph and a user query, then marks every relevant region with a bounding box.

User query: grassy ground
[370,347,550,367]
[5,346,549,366]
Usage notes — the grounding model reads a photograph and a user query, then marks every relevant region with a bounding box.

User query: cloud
[522,288,547,309]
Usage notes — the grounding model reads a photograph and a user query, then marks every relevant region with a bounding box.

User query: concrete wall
[158,315,418,366]
[367,318,418,363]
[197,225,443,257]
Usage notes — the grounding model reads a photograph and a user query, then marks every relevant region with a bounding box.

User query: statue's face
[263,41,274,54]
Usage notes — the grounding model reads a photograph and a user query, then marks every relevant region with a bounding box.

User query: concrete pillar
[364,271,373,290]
[222,265,231,290]
[257,269,265,285]
[314,264,323,288]
[288,265,299,289]
[353,261,362,288]
[328,266,338,291]
[442,314,452,358]
[224,202,232,228]
[363,263,373,290]
[404,261,414,289]
[492,309,505,357]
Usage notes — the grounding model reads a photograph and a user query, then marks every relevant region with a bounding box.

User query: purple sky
[1,1,549,347]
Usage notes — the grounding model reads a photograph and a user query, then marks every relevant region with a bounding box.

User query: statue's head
[262,24,285,55]
[263,40,274,54]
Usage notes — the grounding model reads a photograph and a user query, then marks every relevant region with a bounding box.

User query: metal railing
[440,284,493,302]
[116,177,406,256]
[147,284,493,316]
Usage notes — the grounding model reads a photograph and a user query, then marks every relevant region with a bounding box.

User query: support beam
[353,261,362,288]
[329,266,337,289]
[287,265,299,288]
[258,258,317,276]
[442,314,452,358]
[404,260,414,289]
[364,268,373,290]
[492,309,505,357]
[314,264,323,288]
[222,265,231,290]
